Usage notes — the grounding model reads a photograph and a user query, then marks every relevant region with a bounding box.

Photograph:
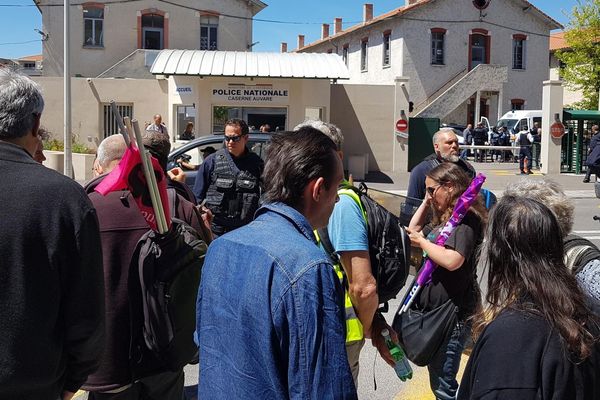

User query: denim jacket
[197,202,357,399]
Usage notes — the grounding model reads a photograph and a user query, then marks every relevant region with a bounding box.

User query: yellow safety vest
[315,186,367,343]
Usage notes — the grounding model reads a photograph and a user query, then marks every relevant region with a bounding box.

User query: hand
[199,205,213,233]
[62,391,75,400]
[406,227,425,248]
[370,313,398,367]
[167,167,186,182]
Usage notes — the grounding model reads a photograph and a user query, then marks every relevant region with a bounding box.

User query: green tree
[556,0,600,110]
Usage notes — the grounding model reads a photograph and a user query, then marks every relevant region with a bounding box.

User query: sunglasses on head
[224,134,244,143]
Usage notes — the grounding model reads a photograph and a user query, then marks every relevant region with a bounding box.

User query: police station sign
[212,84,289,105]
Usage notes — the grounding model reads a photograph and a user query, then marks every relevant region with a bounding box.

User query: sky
[0,0,579,59]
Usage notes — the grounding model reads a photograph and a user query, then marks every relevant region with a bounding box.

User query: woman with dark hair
[179,121,194,140]
[458,196,599,399]
[407,162,487,399]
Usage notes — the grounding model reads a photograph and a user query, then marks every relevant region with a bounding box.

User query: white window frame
[200,15,219,50]
[382,32,391,67]
[83,7,104,47]
[360,40,368,72]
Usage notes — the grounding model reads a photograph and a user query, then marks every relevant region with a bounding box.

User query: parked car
[167,133,272,189]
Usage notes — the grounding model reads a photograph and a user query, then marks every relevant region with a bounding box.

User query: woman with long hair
[407,162,487,399]
[458,196,599,399]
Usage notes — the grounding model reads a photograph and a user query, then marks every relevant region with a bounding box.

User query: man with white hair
[0,68,105,400]
[407,129,475,201]
[93,133,128,176]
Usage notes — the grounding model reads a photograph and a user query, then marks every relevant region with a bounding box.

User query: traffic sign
[396,119,408,132]
[550,121,565,139]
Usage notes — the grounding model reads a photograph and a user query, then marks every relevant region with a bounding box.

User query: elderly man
[407,129,475,201]
[0,68,105,399]
[145,114,168,136]
[84,132,208,400]
[193,118,263,236]
[197,127,356,399]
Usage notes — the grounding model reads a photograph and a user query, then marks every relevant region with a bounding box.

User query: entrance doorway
[469,30,489,70]
[212,106,287,133]
[467,98,489,125]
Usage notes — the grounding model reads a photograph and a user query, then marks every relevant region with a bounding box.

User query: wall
[33,77,168,146]
[40,0,257,77]
[167,75,331,140]
[549,54,585,106]
[330,84,395,172]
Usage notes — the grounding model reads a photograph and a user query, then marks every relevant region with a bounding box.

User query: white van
[481,110,542,136]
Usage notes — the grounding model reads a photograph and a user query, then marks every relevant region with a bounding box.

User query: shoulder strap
[167,188,177,220]
[338,183,368,224]
[216,148,241,175]
[316,227,340,264]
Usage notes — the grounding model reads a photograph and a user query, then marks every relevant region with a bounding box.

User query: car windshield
[496,119,518,130]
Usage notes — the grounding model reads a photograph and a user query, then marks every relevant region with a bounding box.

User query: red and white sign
[396,119,408,132]
[550,121,565,139]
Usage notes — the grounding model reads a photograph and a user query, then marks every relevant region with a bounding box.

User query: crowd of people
[1,68,600,400]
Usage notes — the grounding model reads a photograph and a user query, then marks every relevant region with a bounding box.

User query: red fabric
[95,145,171,231]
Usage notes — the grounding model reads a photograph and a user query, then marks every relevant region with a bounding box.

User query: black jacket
[0,141,105,399]
[459,309,600,400]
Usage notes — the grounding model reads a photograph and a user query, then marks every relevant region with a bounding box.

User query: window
[142,13,164,50]
[431,29,445,65]
[342,44,349,66]
[511,99,524,110]
[176,105,196,138]
[327,49,333,54]
[360,38,368,71]
[83,6,104,47]
[512,35,526,69]
[200,15,218,50]
[382,31,391,67]
[103,104,133,138]
[23,62,36,69]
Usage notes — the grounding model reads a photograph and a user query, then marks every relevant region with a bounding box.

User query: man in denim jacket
[196,127,357,399]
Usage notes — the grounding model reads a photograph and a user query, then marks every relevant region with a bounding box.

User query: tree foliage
[556,0,600,110]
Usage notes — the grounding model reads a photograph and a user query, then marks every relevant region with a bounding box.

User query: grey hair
[294,119,343,151]
[503,178,574,236]
[432,129,455,145]
[0,67,44,139]
[97,134,127,169]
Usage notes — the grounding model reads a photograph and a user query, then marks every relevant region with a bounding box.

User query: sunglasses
[224,134,244,143]
[426,184,442,197]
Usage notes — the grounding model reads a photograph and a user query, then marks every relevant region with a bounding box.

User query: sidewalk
[362,161,598,199]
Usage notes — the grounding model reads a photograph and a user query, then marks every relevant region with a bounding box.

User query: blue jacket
[196,202,357,399]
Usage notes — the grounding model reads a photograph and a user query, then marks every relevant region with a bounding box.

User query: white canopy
[150,50,350,80]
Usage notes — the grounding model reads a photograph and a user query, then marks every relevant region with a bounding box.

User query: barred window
[200,15,219,50]
[431,31,445,65]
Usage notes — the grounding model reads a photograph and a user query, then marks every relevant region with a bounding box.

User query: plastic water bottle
[381,329,413,381]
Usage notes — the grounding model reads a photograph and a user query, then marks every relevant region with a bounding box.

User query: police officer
[193,119,264,236]
[518,128,534,174]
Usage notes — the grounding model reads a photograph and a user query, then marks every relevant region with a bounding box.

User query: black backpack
[128,195,207,377]
[319,182,411,304]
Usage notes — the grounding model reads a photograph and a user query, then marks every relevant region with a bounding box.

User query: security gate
[561,110,600,173]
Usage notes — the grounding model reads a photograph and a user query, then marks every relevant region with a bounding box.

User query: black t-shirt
[415,211,483,318]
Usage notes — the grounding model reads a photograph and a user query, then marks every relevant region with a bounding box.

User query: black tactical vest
[205,149,261,234]
[518,133,531,147]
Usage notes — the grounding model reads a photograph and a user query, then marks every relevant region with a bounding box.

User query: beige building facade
[297,0,561,126]
[38,0,266,77]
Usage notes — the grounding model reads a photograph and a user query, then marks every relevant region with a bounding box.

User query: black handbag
[392,282,459,367]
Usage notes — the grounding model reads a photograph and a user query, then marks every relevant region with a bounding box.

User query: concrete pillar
[497,86,504,121]
[393,76,410,172]
[474,91,481,124]
[541,80,564,174]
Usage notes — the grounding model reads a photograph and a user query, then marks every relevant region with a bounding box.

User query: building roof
[150,50,350,79]
[297,0,563,51]
[18,54,43,62]
[550,32,567,51]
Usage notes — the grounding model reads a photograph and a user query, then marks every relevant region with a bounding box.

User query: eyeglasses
[224,134,244,143]
[426,184,442,197]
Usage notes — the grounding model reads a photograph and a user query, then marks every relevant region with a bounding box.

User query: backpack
[128,191,208,377]
[318,182,411,304]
